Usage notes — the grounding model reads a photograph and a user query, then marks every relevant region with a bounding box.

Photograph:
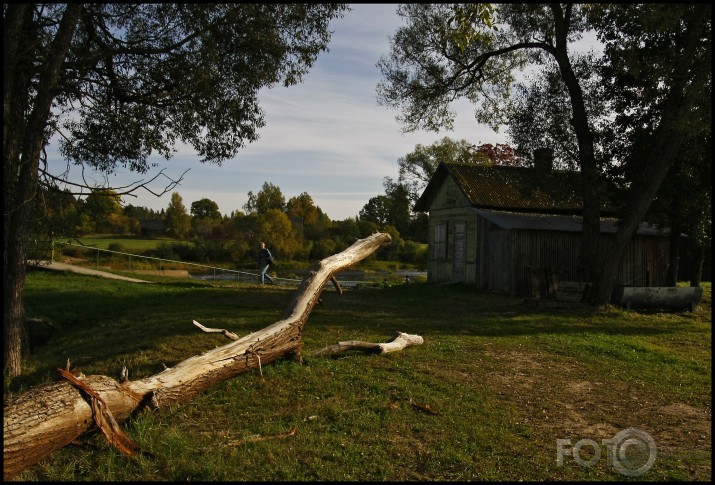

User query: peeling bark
[3,233,392,480]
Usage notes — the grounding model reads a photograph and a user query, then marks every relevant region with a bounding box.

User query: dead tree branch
[192,320,240,341]
[3,232,392,480]
[313,332,424,358]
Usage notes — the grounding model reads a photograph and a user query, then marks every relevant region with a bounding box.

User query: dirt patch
[133,269,190,277]
[482,349,712,464]
[32,262,151,283]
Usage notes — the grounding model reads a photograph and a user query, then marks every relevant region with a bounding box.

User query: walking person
[258,241,275,285]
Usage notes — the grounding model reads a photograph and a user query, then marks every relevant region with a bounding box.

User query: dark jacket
[258,247,274,266]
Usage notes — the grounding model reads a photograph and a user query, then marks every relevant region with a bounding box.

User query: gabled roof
[414,162,617,215]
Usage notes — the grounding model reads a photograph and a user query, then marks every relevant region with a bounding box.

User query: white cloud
[45,4,550,221]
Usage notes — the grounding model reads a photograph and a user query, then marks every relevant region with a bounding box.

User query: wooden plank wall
[473,214,669,295]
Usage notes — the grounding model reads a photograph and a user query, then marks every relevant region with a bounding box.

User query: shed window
[432,223,448,260]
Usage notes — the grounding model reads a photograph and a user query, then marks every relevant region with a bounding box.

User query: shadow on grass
[309,283,686,340]
[13,276,704,395]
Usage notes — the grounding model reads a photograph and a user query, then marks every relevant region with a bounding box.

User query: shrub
[107,243,125,253]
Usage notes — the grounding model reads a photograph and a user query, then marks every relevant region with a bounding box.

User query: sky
[46,4,513,221]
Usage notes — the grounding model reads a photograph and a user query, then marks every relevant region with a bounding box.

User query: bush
[107,243,125,253]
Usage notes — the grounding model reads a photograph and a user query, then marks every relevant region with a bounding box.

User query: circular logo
[606,428,657,477]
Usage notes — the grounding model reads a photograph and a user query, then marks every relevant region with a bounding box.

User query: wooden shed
[413,161,670,296]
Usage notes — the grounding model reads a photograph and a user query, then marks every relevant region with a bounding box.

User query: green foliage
[4,2,350,377]
[258,209,299,260]
[45,4,350,168]
[150,242,188,262]
[82,189,132,234]
[244,181,287,215]
[10,273,712,481]
[393,137,519,204]
[447,4,498,52]
[591,4,712,257]
[107,243,125,253]
[65,238,168,252]
[377,4,529,133]
[165,192,191,239]
[190,198,222,220]
[29,188,83,241]
[359,195,392,226]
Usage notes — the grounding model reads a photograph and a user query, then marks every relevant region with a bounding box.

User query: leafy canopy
[42,4,348,173]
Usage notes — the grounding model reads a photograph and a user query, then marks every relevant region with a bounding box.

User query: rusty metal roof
[414,162,616,215]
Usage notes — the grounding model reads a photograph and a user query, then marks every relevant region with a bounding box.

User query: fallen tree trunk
[3,233,392,480]
[314,332,424,358]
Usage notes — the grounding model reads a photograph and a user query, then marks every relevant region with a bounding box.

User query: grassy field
[51,236,423,277]
[7,268,711,481]
[57,235,174,252]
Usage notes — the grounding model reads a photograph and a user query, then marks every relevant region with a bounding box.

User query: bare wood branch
[38,166,190,198]
[313,331,424,358]
[192,320,239,341]
[3,232,392,480]
[330,275,343,295]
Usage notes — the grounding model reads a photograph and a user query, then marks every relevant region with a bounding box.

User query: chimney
[533,148,554,174]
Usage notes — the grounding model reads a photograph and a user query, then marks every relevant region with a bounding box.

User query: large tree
[165,192,191,239]
[395,137,527,204]
[395,137,477,203]
[3,3,348,377]
[378,4,605,286]
[244,181,287,215]
[190,198,221,221]
[588,3,711,304]
[378,3,710,304]
[503,55,608,172]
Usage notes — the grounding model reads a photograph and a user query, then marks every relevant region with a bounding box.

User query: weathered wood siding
[425,176,478,284]
[471,214,670,295]
[600,233,669,288]
[421,170,671,295]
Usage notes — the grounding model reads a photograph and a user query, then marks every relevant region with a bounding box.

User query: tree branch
[313,332,424,358]
[3,232,392,479]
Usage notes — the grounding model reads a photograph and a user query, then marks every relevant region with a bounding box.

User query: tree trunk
[666,229,681,287]
[593,133,685,305]
[551,4,601,285]
[689,243,704,287]
[3,4,83,377]
[3,232,392,480]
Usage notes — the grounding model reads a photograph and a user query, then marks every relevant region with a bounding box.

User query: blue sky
[46,4,512,221]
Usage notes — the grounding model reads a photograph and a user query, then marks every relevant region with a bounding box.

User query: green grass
[6,270,711,481]
[59,235,174,252]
